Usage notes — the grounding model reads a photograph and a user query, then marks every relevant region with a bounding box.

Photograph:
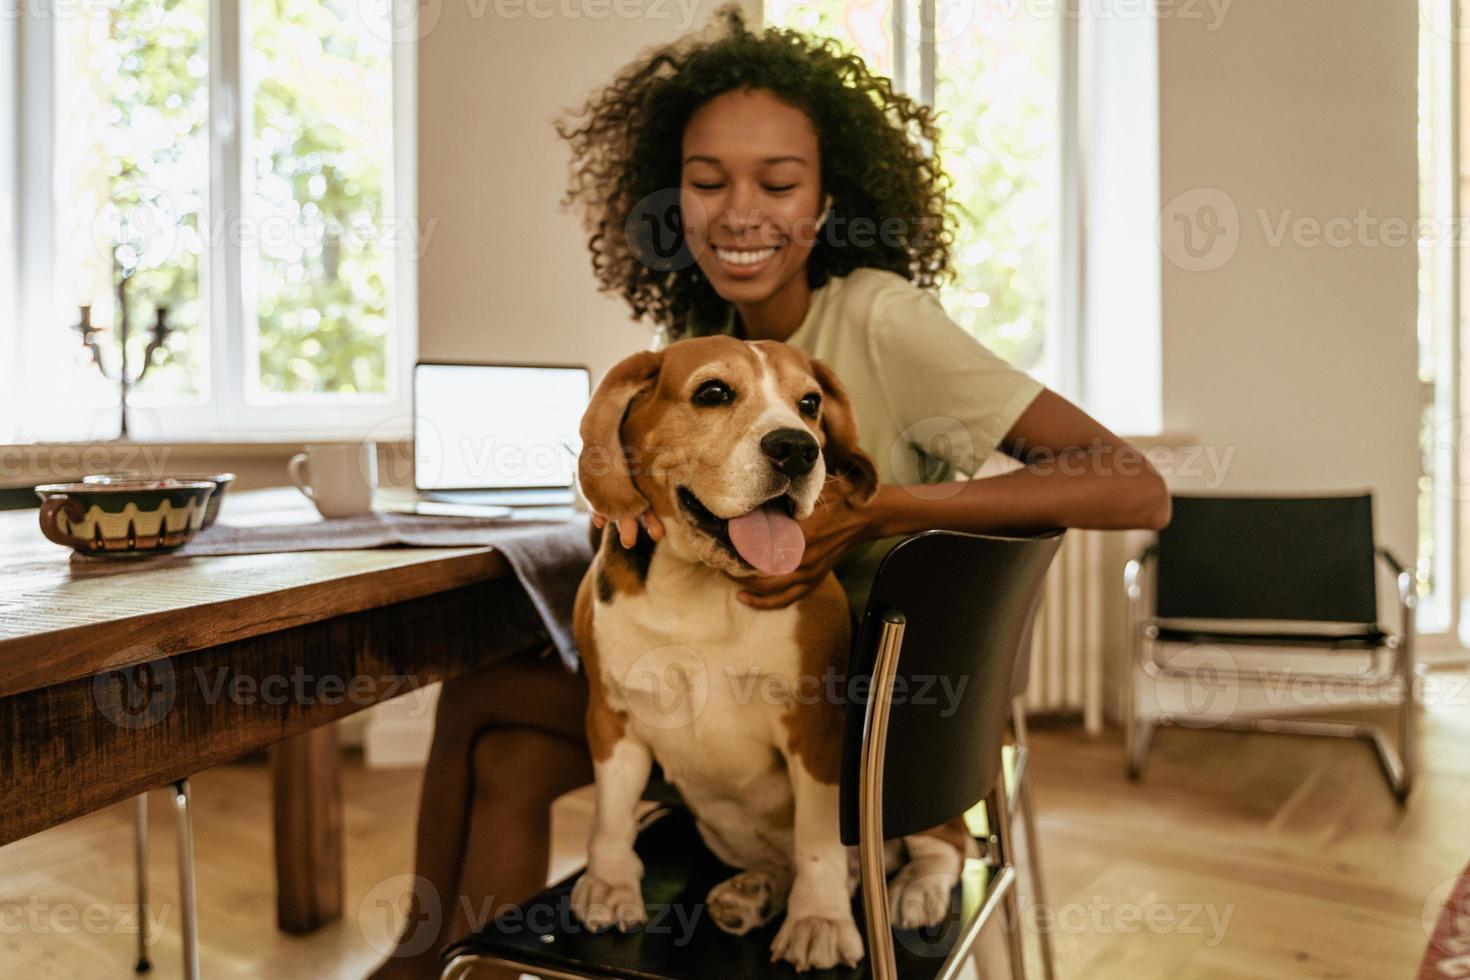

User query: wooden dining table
[0,488,579,933]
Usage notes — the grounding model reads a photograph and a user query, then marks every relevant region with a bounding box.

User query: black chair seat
[1152,625,1388,650]
[444,807,985,980]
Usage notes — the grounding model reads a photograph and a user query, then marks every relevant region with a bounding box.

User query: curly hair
[555,4,955,339]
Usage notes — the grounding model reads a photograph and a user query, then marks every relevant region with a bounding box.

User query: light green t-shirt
[655,267,1045,616]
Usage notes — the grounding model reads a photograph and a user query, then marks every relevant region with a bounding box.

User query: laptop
[409,361,589,514]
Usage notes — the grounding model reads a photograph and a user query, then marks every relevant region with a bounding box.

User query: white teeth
[714,246,778,266]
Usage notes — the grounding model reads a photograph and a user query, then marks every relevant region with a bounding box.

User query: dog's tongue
[727,502,805,575]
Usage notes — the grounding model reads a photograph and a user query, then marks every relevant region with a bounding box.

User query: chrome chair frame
[131,779,200,979]
[1123,545,1418,802]
[134,795,150,973]
[442,955,586,979]
[859,613,1027,980]
[1006,697,1055,980]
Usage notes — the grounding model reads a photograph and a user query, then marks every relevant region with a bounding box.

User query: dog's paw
[770,914,864,972]
[889,833,963,929]
[570,873,646,933]
[707,870,785,936]
[887,863,959,929]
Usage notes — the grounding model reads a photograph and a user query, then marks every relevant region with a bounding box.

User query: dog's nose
[760,428,820,478]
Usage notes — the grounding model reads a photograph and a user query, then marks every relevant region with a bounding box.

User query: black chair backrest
[1155,494,1377,624]
[839,529,1064,845]
[1009,575,1050,700]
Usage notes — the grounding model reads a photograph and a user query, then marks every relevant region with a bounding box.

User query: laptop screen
[413,362,590,491]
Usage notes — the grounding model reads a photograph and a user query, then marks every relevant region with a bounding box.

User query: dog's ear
[578,349,663,518]
[810,357,879,507]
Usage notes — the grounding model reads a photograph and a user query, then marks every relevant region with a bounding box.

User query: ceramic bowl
[35,480,217,557]
[83,472,235,529]
[191,473,235,528]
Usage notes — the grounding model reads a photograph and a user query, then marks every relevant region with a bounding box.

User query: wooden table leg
[271,724,344,934]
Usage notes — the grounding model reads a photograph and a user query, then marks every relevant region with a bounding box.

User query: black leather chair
[440,529,1065,980]
[1123,493,1417,802]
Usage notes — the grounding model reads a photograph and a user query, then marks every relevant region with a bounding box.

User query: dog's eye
[693,380,734,406]
[798,393,821,418]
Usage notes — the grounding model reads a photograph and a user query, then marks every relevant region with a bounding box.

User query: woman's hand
[734,491,879,610]
[590,509,665,548]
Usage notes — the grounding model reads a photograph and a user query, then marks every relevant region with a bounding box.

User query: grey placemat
[180,512,566,555]
[180,513,595,668]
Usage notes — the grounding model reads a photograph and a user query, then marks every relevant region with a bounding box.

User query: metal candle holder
[73,266,173,440]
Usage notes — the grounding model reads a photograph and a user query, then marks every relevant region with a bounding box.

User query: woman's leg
[367,645,593,980]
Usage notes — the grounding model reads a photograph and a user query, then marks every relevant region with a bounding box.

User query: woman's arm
[869,388,1171,538]
[735,388,1170,609]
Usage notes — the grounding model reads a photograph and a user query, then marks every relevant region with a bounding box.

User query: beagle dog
[571,336,969,972]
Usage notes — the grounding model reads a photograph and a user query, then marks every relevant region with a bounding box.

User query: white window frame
[911,0,1083,400]
[764,0,1083,401]
[7,0,417,444]
[1,12,17,446]
[1418,0,1467,661]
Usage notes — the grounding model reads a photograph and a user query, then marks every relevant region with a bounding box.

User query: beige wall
[1156,0,1421,561]
[0,441,415,494]
[416,0,758,379]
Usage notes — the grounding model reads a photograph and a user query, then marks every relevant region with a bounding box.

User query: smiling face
[578,337,876,578]
[679,88,825,313]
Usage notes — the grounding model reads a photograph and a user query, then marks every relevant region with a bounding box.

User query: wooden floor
[3,678,1465,979]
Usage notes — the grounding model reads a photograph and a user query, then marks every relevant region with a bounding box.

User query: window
[764,0,1078,392]
[1417,0,1464,648]
[7,0,416,442]
[1,16,18,442]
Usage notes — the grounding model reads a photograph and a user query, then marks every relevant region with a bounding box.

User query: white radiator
[1021,529,1107,734]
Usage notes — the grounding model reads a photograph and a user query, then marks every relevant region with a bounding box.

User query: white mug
[288,443,377,518]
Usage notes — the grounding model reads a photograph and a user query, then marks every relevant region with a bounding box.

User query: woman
[370,9,1168,977]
